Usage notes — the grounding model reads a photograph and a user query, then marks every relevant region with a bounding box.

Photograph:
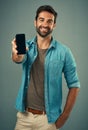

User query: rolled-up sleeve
[63,48,80,88]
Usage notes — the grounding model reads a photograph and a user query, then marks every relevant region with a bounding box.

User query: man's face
[34,11,56,38]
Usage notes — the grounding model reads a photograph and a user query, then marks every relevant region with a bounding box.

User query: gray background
[0,0,88,130]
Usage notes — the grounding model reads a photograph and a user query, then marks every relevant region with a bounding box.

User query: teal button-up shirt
[15,37,80,123]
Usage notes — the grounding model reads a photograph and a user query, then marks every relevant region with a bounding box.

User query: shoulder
[54,40,70,53]
[53,40,75,61]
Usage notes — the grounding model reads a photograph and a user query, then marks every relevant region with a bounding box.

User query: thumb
[26,47,29,51]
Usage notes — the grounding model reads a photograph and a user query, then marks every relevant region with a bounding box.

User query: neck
[37,35,52,49]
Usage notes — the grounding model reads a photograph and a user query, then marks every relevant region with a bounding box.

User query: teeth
[41,28,48,31]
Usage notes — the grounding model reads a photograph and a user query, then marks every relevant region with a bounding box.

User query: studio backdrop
[0,0,88,130]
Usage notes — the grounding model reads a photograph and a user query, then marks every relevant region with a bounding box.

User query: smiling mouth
[40,27,49,32]
[36,26,52,37]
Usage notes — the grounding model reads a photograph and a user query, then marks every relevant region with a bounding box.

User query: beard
[36,25,53,38]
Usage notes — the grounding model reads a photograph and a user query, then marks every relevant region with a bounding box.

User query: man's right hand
[11,38,25,63]
[12,38,18,54]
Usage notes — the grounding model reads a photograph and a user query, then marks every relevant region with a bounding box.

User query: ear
[34,20,36,27]
[53,23,56,29]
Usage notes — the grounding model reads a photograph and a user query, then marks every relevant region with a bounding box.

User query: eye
[39,18,44,22]
[47,19,53,24]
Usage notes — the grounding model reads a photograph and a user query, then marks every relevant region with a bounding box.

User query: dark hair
[35,5,58,23]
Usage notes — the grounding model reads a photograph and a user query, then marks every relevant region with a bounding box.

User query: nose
[42,20,49,27]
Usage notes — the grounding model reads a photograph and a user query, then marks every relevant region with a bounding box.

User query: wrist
[12,52,25,63]
[55,112,70,129]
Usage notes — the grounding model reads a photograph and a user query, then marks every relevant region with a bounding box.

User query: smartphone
[16,34,26,54]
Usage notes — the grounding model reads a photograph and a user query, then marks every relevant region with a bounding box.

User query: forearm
[55,87,80,129]
[63,87,79,115]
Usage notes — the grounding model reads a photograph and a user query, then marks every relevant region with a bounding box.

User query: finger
[12,38,17,48]
[12,45,18,54]
[26,47,29,51]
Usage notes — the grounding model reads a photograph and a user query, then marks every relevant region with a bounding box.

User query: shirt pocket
[48,60,64,77]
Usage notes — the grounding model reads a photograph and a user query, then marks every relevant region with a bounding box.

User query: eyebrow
[38,17,44,20]
[38,17,54,22]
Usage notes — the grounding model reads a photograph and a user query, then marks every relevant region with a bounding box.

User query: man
[12,5,80,130]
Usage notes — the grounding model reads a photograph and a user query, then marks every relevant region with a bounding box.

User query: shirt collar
[28,36,56,49]
[49,37,56,49]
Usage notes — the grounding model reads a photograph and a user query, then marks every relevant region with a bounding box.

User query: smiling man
[35,11,55,38]
[12,5,80,130]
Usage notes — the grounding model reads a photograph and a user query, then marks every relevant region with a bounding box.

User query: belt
[26,108,46,115]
